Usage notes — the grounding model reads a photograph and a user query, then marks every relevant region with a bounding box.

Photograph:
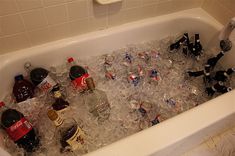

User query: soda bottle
[67,57,89,91]
[84,77,111,122]
[47,110,85,152]
[51,85,69,113]
[0,101,40,152]
[13,74,35,103]
[24,62,57,92]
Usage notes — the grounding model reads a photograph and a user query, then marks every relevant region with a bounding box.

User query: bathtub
[0,8,235,156]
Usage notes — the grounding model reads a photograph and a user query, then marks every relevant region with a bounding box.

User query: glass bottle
[51,85,69,113]
[169,34,187,51]
[67,57,89,91]
[13,74,35,103]
[213,67,235,82]
[24,62,57,92]
[194,33,203,56]
[0,101,40,152]
[206,51,225,69]
[47,110,85,152]
[187,65,211,83]
[206,81,232,96]
[84,77,111,122]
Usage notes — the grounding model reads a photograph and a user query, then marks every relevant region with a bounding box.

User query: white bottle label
[66,127,85,151]
[38,75,57,92]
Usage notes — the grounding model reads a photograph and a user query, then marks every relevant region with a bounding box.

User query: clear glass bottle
[47,110,85,152]
[84,77,111,122]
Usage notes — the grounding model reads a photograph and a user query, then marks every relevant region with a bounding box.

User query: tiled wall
[202,0,235,25]
[0,0,204,54]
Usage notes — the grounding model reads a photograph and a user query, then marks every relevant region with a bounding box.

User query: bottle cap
[85,77,95,90]
[24,62,31,69]
[51,84,60,92]
[227,87,232,92]
[14,74,24,81]
[67,57,74,63]
[0,101,5,107]
[47,110,58,121]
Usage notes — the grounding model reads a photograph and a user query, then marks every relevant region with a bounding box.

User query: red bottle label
[38,75,56,92]
[72,73,89,90]
[6,117,33,141]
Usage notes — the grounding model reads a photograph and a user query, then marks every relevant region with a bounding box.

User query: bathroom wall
[0,0,204,54]
[202,0,235,25]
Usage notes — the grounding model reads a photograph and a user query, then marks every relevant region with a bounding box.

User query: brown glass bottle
[47,110,85,152]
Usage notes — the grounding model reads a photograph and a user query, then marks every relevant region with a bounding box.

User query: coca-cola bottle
[24,62,57,92]
[51,85,69,112]
[13,74,35,103]
[67,57,89,91]
[47,110,85,152]
[84,77,111,122]
[0,101,40,152]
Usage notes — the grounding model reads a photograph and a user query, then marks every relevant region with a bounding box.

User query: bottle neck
[226,68,235,75]
[53,116,64,127]
[24,62,34,73]
[195,34,200,43]
[69,61,76,66]
[53,90,63,99]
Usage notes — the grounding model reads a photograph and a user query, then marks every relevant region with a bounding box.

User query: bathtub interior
[0,8,228,98]
[0,8,234,156]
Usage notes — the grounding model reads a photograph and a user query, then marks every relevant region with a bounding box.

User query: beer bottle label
[66,127,85,150]
[72,73,89,91]
[38,75,57,92]
[54,116,64,127]
[6,117,33,141]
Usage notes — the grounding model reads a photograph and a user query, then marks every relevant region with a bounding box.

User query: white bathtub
[0,8,235,156]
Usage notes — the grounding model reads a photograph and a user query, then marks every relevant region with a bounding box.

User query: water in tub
[2,34,235,156]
